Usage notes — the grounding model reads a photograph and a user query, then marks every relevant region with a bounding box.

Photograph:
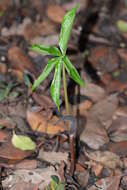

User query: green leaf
[51,175,59,185]
[23,73,31,87]
[56,184,65,190]
[59,4,78,55]
[32,58,60,91]
[9,91,19,99]
[50,58,62,111]
[12,132,36,151]
[63,56,84,86]
[0,89,6,101]
[116,20,127,32]
[30,44,61,56]
[0,82,6,89]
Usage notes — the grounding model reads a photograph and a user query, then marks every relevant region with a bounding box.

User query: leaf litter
[0,0,127,189]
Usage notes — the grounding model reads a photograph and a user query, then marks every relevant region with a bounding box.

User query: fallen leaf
[80,83,105,102]
[0,140,33,162]
[92,163,103,177]
[0,130,8,142]
[10,182,39,190]
[80,119,109,150]
[116,19,127,32]
[12,133,36,151]
[88,94,118,125]
[88,46,119,74]
[27,107,69,135]
[108,141,127,157]
[108,117,127,142]
[77,170,89,188]
[47,4,65,23]
[15,159,37,170]
[0,63,7,74]
[121,176,127,189]
[38,149,68,164]
[85,150,122,169]
[8,46,37,80]
[24,20,56,41]
[3,167,59,189]
[88,175,121,190]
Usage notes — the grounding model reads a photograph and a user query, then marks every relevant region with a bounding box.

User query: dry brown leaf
[0,140,33,163]
[80,83,105,102]
[0,131,8,142]
[0,63,7,74]
[85,150,123,170]
[88,46,119,74]
[47,4,65,23]
[108,141,127,157]
[80,119,109,149]
[27,108,69,135]
[24,21,56,41]
[92,163,103,176]
[8,46,37,80]
[108,116,127,142]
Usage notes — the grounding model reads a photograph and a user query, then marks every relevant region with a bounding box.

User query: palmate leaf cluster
[31,5,84,110]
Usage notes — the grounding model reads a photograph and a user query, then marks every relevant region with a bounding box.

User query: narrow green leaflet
[63,56,84,86]
[0,89,6,101]
[30,44,61,56]
[59,4,78,55]
[32,58,60,91]
[23,73,31,87]
[50,59,62,110]
[12,132,36,151]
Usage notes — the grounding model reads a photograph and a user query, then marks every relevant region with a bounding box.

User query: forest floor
[0,0,127,189]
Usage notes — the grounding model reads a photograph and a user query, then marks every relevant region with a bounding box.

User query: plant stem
[62,63,69,114]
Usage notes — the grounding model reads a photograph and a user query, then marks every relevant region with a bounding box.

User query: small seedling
[45,175,65,190]
[0,81,19,101]
[31,4,84,114]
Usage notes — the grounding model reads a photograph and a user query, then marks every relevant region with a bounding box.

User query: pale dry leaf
[2,167,59,190]
[85,150,123,169]
[38,149,68,164]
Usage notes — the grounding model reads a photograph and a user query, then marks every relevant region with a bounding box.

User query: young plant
[45,175,65,190]
[0,81,19,101]
[31,4,84,113]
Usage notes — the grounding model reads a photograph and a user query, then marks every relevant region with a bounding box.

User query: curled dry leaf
[27,108,69,135]
[85,150,123,170]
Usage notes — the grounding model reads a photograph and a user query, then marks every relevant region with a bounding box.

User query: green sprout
[0,81,18,101]
[30,4,84,114]
[45,175,65,190]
